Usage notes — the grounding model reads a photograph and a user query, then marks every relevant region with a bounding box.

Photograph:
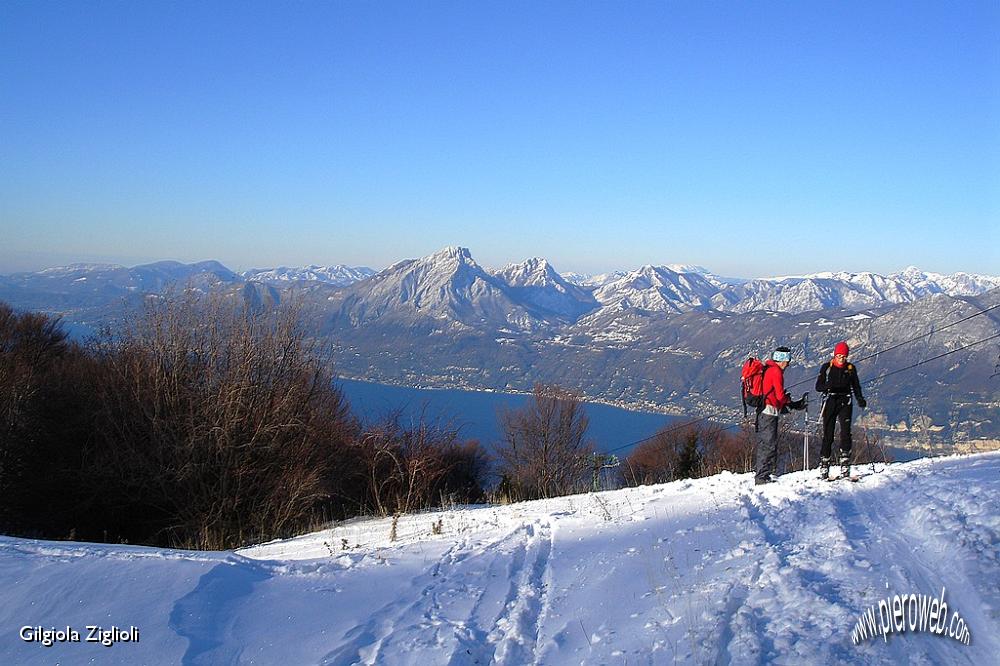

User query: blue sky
[2,1,997,277]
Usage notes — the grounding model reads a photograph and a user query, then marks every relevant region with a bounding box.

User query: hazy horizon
[2,245,997,281]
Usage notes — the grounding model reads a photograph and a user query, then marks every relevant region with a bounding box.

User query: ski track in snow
[317,521,554,666]
[1,453,998,665]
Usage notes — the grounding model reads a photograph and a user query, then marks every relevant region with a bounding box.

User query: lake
[336,378,682,456]
[336,378,923,462]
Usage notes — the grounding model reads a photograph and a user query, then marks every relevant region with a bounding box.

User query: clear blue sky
[2,1,997,277]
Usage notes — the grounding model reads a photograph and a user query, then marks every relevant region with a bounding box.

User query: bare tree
[353,410,491,516]
[700,425,754,476]
[85,291,358,549]
[495,384,594,500]
[0,293,493,548]
[0,303,91,535]
[0,304,70,447]
[623,420,720,486]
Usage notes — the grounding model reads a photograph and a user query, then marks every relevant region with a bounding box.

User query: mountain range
[2,247,998,448]
[4,249,997,320]
[243,264,376,286]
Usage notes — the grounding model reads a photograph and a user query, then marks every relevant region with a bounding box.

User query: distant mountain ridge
[242,264,375,286]
[3,248,998,446]
[568,265,1000,316]
[5,252,997,319]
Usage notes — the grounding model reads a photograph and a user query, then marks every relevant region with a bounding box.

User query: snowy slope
[2,454,998,665]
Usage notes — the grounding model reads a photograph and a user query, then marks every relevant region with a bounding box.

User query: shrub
[622,420,739,486]
[354,413,489,516]
[700,425,755,475]
[0,304,94,536]
[81,292,358,549]
[495,384,594,500]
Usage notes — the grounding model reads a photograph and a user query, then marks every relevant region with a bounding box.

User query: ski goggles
[772,350,792,363]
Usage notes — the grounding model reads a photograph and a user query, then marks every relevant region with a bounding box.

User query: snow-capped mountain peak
[36,263,124,275]
[495,257,598,319]
[664,263,712,275]
[889,266,1000,297]
[593,264,720,313]
[4,253,998,326]
[498,257,562,288]
[243,264,375,287]
[560,271,631,287]
[715,267,1000,313]
[330,246,555,331]
[428,245,477,266]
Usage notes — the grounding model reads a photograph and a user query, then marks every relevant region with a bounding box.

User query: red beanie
[834,341,849,357]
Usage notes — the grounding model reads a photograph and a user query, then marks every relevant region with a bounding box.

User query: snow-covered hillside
[2,453,997,665]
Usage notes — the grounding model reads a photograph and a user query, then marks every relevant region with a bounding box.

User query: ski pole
[803,394,809,471]
[816,392,828,470]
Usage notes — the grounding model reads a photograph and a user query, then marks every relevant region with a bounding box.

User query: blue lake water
[336,379,681,456]
[336,378,922,462]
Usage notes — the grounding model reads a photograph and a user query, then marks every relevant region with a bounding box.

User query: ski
[824,474,862,483]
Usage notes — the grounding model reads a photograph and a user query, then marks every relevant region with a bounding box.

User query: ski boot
[819,457,832,480]
[839,453,852,480]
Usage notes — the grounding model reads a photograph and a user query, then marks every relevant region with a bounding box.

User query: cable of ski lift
[861,331,1000,386]
[852,302,1000,365]
[713,330,1000,441]
[783,300,1000,393]
[601,301,1000,456]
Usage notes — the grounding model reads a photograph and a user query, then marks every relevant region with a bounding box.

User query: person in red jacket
[755,346,808,486]
[815,341,867,479]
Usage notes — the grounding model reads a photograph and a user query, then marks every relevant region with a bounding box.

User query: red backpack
[741,357,768,418]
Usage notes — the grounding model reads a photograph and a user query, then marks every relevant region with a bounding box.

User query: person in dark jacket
[754,346,808,486]
[815,341,867,479]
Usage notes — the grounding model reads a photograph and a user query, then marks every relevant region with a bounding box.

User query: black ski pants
[755,413,780,483]
[821,394,853,460]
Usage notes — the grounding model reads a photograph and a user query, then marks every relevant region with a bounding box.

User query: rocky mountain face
[3,248,998,447]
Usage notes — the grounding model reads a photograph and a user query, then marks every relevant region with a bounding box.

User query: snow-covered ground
[2,453,998,665]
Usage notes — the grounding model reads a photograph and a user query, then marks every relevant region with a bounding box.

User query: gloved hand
[788,396,807,411]
[857,397,867,409]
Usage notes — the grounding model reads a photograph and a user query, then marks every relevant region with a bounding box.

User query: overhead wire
[862,331,1000,386]
[854,302,999,365]
[601,298,1000,456]
[783,300,1000,392]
